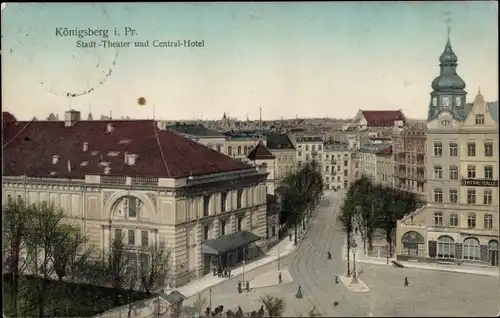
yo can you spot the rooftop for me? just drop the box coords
[265,133,295,150]
[247,142,275,161]
[361,110,406,127]
[166,123,224,138]
[3,119,251,179]
[360,144,392,155]
[296,136,323,143]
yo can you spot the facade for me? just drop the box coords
[266,194,279,247]
[3,110,270,287]
[322,141,351,190]
[349,152,361,184]
[392,121,427,202]
[247,142,276,195]
[265,132,296,181]
[294,136,324,168]
[224,132,262,162]
[359,144,393,186]
[395,36,499,267]
[166,123,227,155]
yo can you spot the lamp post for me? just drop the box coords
[351,241,358,284]
[277,245,281,270]
[386,243,389,265]
[242,247,246,284]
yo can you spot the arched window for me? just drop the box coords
[237,146,242,156]
[244,146,248,155]
[401,231,425,257]
[463,237,480,261]
[228,146,233,156]
[216,144,221,153]
[437,235,455,259]
[261,163,267,168]
[489,240,499,267]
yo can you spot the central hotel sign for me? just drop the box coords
[461,179,499,187]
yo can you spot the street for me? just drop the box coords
[185,190,500,317]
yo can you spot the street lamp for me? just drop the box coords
[351,241,358,284]
[242,247,246,284]
[386,243,389,265]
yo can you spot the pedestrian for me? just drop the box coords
[228,267,232,277]
[404,277,409,287]
[246,280,250,292]
[355,227,358,235]
[238,281,242,293]
[296,285,303,299]
[289,233,292,241]
[335,274,339,284]
[327,251,332,260]
[278,272,282,284]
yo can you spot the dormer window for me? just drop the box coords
[106,123,115,133]
[475,114,484,125]
[440,120,451,128]
[127,154,139,165]
[52,155,59,164]
[104,167,111,175]
[83,142,89,152]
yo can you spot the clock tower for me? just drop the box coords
[427,34,467,121]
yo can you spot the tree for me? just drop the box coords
[140,241,172,295]
[260,295,285,317]
[338,189,355,276]
[3,197,33,317]
[306,306,321,317]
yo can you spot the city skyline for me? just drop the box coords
[2,2,498,121]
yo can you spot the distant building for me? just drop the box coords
[265,133,297,181]
[293,135,324,168]
[322,141,351,190]
[166,123,227,155]
[224,131,262,162]
[359,144,393,186]
[266,194,279,247]
[392,121,427,202]
[395,35,499,268]
[247,141,276,195]
[3,109,270,287]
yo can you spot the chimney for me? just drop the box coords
[52,155,59,164]
[67,160,72,172]
[64,109,81,127]
[124,151,129,164]
[104,167,111,175]
[127,154,138,165]
[83,142,89,152]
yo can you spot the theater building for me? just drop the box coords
[2,110,269,286]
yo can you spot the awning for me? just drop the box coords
[201,230,262,255]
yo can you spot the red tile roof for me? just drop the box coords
[247,141,275,161]
[2,112,17,123]
[3,120,251,179]
[361,110,405,127]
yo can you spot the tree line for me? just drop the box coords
[337,175,421,275]
[277,160,324,245]
[3,198,171,317]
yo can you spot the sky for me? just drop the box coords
[1,2,498,121]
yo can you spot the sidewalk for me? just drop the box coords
[341,235,499,277]
[178,215,318,298]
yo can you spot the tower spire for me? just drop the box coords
[446,17,452,42]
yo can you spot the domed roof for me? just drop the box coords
[474,89,485,103]
[431,74,466,91]
[439,39,458,64]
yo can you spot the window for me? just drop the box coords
[298,151,302,157]
[484,142,493,157]
[450,214,459,227]
[228,146,232,156]
[437,235,455,259]
[434,212,443,226]
[467,142,476,157]
[141,230,149,247]
[484,189,493,205]
[475,114,485,125]
[449,142,458,156]
[325,177,330,182]
[220,220,226,236]
[128,229,135,245]
[203,195,210,216]
[203,225,210,241]
[434,188,443,203]
[463,237,480,260]
[318,145,322,151]
[244,146,248,155]
[484,214,493,229]
[355,162,359,168]
[128,197,137,218]
[467,165,476,178]
[441,120,450,127]
[484,166,493,180]
[306,154,310,161]
[449,189,458,203]
[433,142,442,157]
[337,176,341,182]
[237,189,243,209]
[467,189,476,204]
[433,166,442,179]
[344,180,348,188]
[344,160,348,167]
[344,170,348,177]
[337,165,341,172]
[140,253,150,272]
[237,217,243,232]
[272,226,276,237]
[221,192,227,213]
[312,145,316,151]
[115,229,123,241]
[448,166,458,180]
[305,145,309,151]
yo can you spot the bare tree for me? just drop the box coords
[260,295,285,317]
[140,241,172,295]
[3,198,33,316]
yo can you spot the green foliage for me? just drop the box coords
[343,175,422,252]
[261,295,285,317]
[278,160,324,243]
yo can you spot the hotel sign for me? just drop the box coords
[461,179,499,187]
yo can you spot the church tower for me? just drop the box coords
[427,33,467,121]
